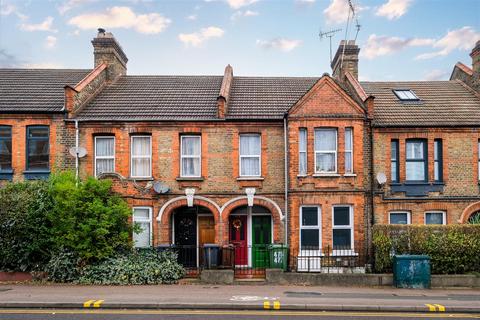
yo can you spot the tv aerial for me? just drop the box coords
[319,28,342,64]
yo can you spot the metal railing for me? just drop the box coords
[291,242,367,273]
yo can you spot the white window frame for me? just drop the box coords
[388,211,411,225]
[298,128,307,176]
[94,136,115,177]
[180,135,201,178]
[424,211,446,225]
[345,127,353,174]
[132,207,152,248]
[314,128,337,174]
[130,135,152,178]
[299,206,322,251]
[332,205,355,255]
[297,206,322,272]
[239,134,261,177]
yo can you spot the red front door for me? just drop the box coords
[229,215,247,265]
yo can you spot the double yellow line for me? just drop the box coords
[263,300,280,310]
[426,304,446,312]
[83,300,104,308]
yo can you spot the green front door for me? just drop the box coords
[252,216,271,268]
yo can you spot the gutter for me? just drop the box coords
[283,113,289,246]
[75,119,80,180]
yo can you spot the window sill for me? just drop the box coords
[176,177,204,181]
[343,173,357,177]
[297,174,308,178]
[237,176,264,181]
[0,170,14,181]
[312,173,341,177]
[129,177,154,181]
[23,170,50,180]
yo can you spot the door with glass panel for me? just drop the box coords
[133,208,152,248]
[298,206,322,272]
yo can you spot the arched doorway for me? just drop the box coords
[229,205,272,268]
[173,205,215,268]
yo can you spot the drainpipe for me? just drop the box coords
[283,114,289,246]
[75,119,79,180]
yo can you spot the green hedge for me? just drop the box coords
[373,225,480,274]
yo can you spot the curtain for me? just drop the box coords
[95,137,114,174]
[133,221,150,247]
[406,162,425,180]
[241,157,260,176]
[314,129,336,151]
[181,136,201,176]
[240,135,260,155]
[132,137,151,177]
[299,129,307,175]
[316,153,335,172]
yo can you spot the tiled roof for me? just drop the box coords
[76,75,320,120]
[0,68,91,113]
[360,80,480,127]
[76,75,223,120]
[227,76,319,119]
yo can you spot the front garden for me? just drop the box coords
[0,172,184,284]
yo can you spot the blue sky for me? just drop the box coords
[0,0,479,80]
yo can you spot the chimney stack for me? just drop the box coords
[470,40,480,92]
[92,28,128,81]
[331,40,360,80]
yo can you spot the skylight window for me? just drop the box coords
[393,89,419,101]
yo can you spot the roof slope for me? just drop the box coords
[76,75,223,120]
[227,76,319,119]
[361,80,480,127]
[0,68,91,113]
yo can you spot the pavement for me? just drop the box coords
[0,283,479,314]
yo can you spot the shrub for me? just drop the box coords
[44,248,81,283]
[77,249,185,285]
[0,180,53,271]
[373,225,480,274]
[47,172,133,264]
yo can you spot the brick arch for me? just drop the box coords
[459,201,480,223]
[157,197,221,244]
[221,197,283,243]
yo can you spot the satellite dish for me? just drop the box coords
[376,172,387,185]
[69,147,87,158]
[153,181,170,194]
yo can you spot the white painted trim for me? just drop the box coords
[239,133,262,177]
[424,211,447,225]
[94,136,115,177]
[332,205,354,251]
[219,195,284,221]
[156,195,221,221]
[299,205,322,251]
[314,128,338,174]
[130,135,152,179]
[388,211,411,225]
[180,135,202,178]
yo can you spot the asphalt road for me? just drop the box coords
[0,309,478,320]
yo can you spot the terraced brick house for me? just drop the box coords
[1,31,479,275]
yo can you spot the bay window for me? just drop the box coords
[406,139,427,181]
[26,126,49,171]
[94,136,115,177]
[131,136,151,178]
[181,135,201,177]
[299,128,307,175]
[314,128,337,173]
[332,206,353,250]
[0,126,12,172]
[239,134,261,177]
[133,207,152,247]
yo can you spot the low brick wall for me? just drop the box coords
[0,272,32,282]
[265,269,480,288]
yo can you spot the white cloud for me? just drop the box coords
[323,0,364,25]
[205,0,258,9]
[45,35,57,49]
[68,6,171,34]
[423,69,449,81]
[256,38,302,52]
[361,34,434,59]
[1,2,28,20]
[376,0,412,20]
[295,0,315,4]
[231,9,258,20]
[415,26,480,60]
[178,26,225,47]
[58,0,96,15]
[20,16,57,32]
[186,14,197,20]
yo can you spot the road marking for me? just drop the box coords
[426,304,436,312]
[0,309,478,318]
[263,301,270,309]
[93,300,104,308]
[83,300,95,308]
[434,304,446,312]
[273,301,280,310]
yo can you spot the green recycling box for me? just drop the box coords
[393,255,431,289]
[268,244,288,271]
